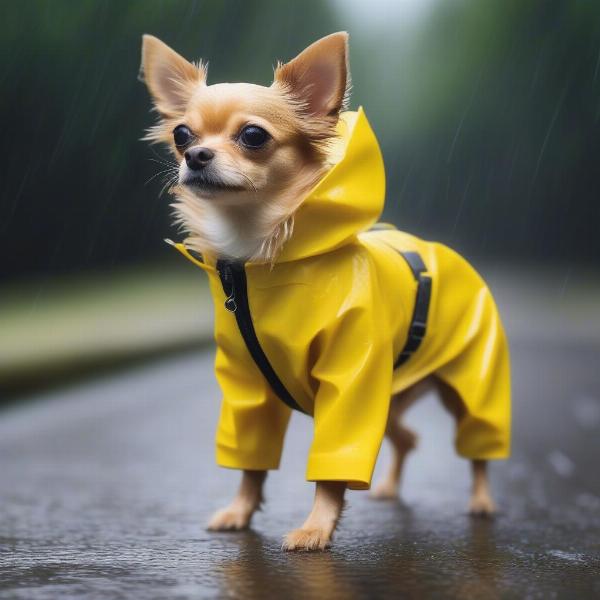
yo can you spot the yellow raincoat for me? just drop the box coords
[173,108,511,490]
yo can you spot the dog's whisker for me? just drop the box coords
[148,157,178,169]
[158,174,179,197]
[147,145,178,166]
[234,171,257,192]
[145,167,179,186]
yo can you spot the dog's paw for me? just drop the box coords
[369,480,399,500]
[469,493,496,517]
[282,528,331,552]
[207,507,251,531]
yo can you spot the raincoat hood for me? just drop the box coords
[275,107,385,263]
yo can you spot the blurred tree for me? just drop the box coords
[1,0,599,282]
[0,0,337,280]
[353,0,600,262]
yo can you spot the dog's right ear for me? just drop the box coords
[140,35,206,117]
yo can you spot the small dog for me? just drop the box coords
[140,32,511,552]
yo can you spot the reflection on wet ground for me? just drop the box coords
[1,340,599,598]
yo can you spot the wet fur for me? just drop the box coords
[141,33,349,263]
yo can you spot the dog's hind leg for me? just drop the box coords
[207,469,267,531]
[435,377,496,517]
[469,459,496,516]
[370,380,431,500]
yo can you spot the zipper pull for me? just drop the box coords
[225,294,237,312]
[220,264,237,312]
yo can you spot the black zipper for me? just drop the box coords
[216,259,306,414]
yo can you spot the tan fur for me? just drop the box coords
[206,470,266,531]
[282,481,346,551]
[141,33,349,263]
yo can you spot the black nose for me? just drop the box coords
[184,147,215,171]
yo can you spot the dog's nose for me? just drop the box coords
[184,147,215,171]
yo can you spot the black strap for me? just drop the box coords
[216,259,306,414]
[394,251,432,368]
[216,247,430,413]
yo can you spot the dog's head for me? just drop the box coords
[140,33,350,261]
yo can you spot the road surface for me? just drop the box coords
[1,278,600,598]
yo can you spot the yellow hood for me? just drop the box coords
[275,107,385,262]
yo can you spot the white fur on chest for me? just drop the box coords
[179,199,260,261]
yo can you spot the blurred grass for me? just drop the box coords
[0,263,213,401]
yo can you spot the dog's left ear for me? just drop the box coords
[273,32,350,119]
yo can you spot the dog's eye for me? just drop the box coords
[173,125,194,149]
[239,125,269,149]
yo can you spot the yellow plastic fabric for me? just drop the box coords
[173,108,511,490]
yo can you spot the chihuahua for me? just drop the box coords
[140,32,507,552]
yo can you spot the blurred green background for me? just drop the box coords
[1,0,599,399]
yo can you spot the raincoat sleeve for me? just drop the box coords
[306,280,394,491]
[213,346,292,471]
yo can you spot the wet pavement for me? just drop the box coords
[1,309,600,597]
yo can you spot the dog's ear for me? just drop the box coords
[273,32,350,119]
[140,35,207,117]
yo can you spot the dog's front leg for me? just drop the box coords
[282,481,346,551]
[207,469,266,531]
